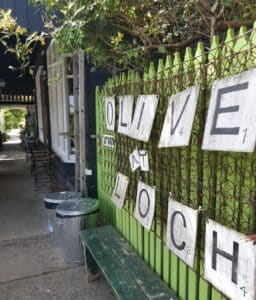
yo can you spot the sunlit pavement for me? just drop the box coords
[0,129,24,161]
[4,128,21,144]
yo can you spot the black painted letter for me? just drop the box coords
[120,100,127,127]
[131,154,140,169]
[106,101,114,127]
[170,211,187,250]
[139,150,147,168]
[137,102,145,130]
[138,188,150,218]
[210,82,248,135]
[114,176,121,199]
[212,230,239,284]
[171,94,190,135]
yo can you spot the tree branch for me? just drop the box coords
[117,13,154,47]
[145,33,204,51]
[217,20,254,31]
[109,21,150,46]
[198,0,215,16]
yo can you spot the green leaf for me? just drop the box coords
[158,46,167,54]
[222,0,233,7]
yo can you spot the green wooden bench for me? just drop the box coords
[80,225,179,300]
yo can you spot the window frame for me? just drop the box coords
[46,42,75,163]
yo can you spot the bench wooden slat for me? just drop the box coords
[84,235,148,299]
[81,225,178,300]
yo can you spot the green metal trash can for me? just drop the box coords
[56,198,99,265]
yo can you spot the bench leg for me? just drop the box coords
[84,247,101,281]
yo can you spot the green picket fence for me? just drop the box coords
[95,23,256,300]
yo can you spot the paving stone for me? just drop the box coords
[0,266,115,300]
[0,234,67,283]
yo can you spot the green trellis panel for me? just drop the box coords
[95,23,256,300]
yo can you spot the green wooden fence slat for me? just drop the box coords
[188,270,198,300]
[221,28,235,77]
[194,41,210,300]
[199,278,210,300]
[161,54,173,288]
[169,51,182,294]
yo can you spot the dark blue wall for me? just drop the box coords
[0,1,46,96]
[0,0,45,32]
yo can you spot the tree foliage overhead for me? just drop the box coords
[31,0,256,72]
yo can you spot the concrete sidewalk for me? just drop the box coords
[0,142,114,300]
[0,235,114,300]
[0,141,47,242]
[0,266,113,300]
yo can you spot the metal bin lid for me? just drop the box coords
[44,191,78,204]
[56,198,99,217]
